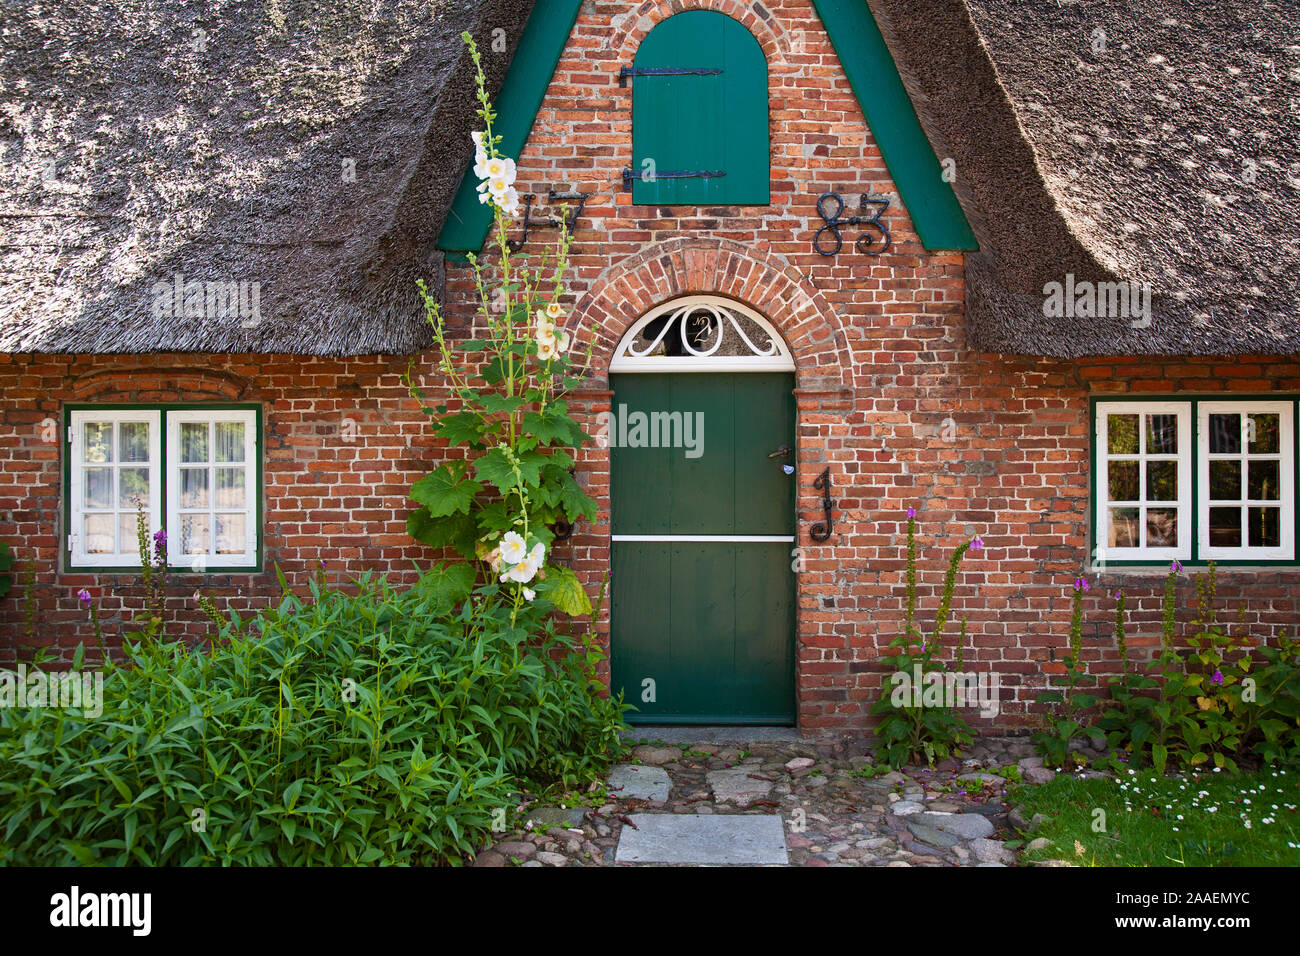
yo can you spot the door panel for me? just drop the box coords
[610,373,795,535]
[611,371,796,724]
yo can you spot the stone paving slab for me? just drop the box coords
[607,763,672,801]
[615,813,789,865]
[706,767,773,805]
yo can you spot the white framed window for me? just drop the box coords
[166,409,258,570]
[1198,401,1295,560]
[66,406,260,571]
[1095,402,1192,563]
[68,409,162,568]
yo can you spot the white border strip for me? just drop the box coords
[612,534,795,542]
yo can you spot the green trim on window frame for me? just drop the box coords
[63,403,265,574]
[435,0,584,255]
[810,0,977,251]
[1088,394,1300,569]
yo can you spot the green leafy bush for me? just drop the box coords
[1089,563,1300,773]
[0,571,626,865]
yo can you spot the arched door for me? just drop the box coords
[609,297,796,724]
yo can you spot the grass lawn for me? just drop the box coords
[1013,766,1300,866]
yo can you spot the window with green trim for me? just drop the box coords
[630,11,769,205]
[1093,398,1297,566]
[67,406,261,571]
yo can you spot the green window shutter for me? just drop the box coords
[631,11,769,205]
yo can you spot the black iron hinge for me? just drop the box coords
[619,66,723,87]
[622,167,727,190]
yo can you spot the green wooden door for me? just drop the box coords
[610,372,796,724]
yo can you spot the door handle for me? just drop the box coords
[768,444,791,460]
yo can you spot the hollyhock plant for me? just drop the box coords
[405,31,597,628]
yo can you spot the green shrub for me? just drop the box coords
[0,571,627,866]
[1093,563,1300,773]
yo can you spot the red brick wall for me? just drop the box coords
[0,355,437,665]
[3,0,1299,736]
[440,0,1300,733]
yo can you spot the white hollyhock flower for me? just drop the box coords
[528,542,545,565]
[487,176,511,201]
[502,553,540,584]
[535,309,556,338]
[554,328,570,353]
[498,186,522,218]
[537,337,557,361]
[545,302,564,320]
[523,587,536,601]
[480,156,516,185]
[499,531,526,565]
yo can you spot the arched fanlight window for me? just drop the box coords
[611,296,794,372]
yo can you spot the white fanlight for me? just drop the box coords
[610,295,795,372]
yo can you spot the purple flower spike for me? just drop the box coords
[972,536,984,550]
[906,507,916,519]
[76,588,92,607]
[1074,576,1090,592]
[319,559,327,570]
[1211,669,1224,685]
[1170,559,1183,572]
[153,528,167,555]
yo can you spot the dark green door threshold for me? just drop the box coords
[620,725,804,744]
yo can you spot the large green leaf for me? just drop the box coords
[421,563,476,609]
[473,448,518,494]
[536,566,592,617]
[410,465,482,517]
[407,508,477,558]
[434,412,488,448]
[523,404,588,447]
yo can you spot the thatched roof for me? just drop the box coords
[873,0,1300,356]
[0,0,533,355]
[4,0,1295,359]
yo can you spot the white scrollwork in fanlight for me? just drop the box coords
[610,296,795,372]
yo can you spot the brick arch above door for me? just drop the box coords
[572,237,854,397]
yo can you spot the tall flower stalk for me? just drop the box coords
[403,32,598,624]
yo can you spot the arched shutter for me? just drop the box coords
[628,11,769,205]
